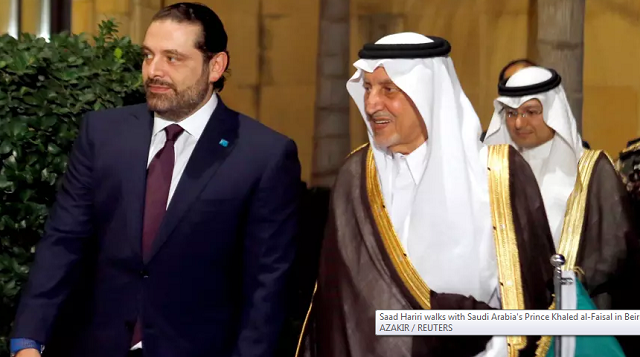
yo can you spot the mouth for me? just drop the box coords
[371,118,392,130]
[147,85,173,94]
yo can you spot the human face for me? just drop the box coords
[504,99,555,148]
[142,20,226,121]
[363,67,427,154]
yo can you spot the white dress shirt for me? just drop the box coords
[132,94,217,350]
[389,142,427,248]
[147,94,218,207]
[388,143,505,357]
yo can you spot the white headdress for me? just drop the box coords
[347,33,497,304]
[484,66,584,245]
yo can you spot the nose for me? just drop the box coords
[365,89,383,116]
[514,116,525,130]
[145,57,165,79]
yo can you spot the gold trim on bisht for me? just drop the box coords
[535,301,556,357]
[346,142,370,159]
[366,147,431,309]
[487,144,526,357]
[535,150,601,357]
[557,150,601,271]
[616,141,639,171]
[621,141,640,155]
[294,283,317,357]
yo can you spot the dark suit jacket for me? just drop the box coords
[11,97,302,357]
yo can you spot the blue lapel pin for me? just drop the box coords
[219,139,229,147]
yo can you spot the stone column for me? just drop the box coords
[310,0,351,187]
[537,0,586,133]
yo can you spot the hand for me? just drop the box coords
[15,349,41,357]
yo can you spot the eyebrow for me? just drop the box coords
[520,104,542,110]
[364,79,396,86]
[141,46,189,58]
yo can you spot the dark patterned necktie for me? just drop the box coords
[132,123,184,346]
[141,124,184,260]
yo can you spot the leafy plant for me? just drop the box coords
[0,20,144,356]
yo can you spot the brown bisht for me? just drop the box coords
[558,150,640,356]
[297,144,555,357]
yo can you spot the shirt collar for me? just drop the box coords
[519,135,554,162]
[152,93,218,139]
[392,141,428,184]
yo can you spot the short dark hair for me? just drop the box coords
[498,58,537,83]
[152,2,230,92]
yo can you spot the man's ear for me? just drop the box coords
[208,52,228,83]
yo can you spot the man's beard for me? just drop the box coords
[145,69,210,121]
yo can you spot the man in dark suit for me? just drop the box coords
[10,3,301,357]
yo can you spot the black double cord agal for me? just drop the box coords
[358,36,452,59]
[498,68,562,97]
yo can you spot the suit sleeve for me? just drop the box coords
[11,113,95,343]
[232,139,302,357]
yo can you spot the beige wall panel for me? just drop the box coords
[583,86,637,156]
[261,15,318,86]
[21,0,42,35]
[94,0,129,14]
[130,4,160,44]
[142,0,163,8]
[354,0,405,15]
[259,85,316,183]
[0,1,11,35]
[72,0,95,35]
[219,86,258,118]
[130,0,165,44]
[583,0,640,153]
[193,0,259,19]
[220,10,259,87]
[584,1,640,87]
[263,0,316,15]
[258,0,319,183]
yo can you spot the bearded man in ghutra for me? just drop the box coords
[298,33,559,357]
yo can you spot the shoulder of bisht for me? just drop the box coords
[580,149,612,166]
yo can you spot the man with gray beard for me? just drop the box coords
[9,3,302,357]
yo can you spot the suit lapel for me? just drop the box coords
[145,98,240,263]
[123,104,154,259]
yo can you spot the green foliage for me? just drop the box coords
[0,20,144,355]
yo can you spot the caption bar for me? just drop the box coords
[376,310,640,336]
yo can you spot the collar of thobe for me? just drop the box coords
[152,93,218,139]
[519,136,554,181]
[390,141,427,185]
